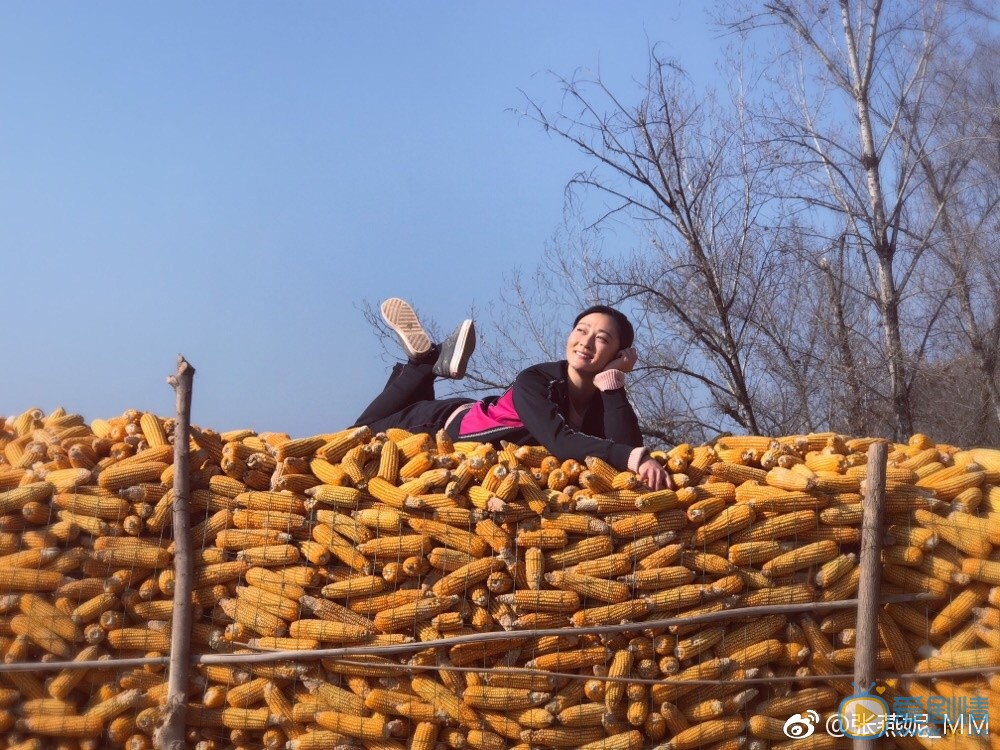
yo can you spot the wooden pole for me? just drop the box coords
[854,440,888,750]
[154,356,195,750]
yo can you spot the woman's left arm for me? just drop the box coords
[593,372,643,445]
[592,347,642,445]
[593,349,671,491]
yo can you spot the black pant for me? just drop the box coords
[352,361,474,436]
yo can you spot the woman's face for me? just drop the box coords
[566,312,621,375]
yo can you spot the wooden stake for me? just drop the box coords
[854,440,888,750]
[154,356,195,750]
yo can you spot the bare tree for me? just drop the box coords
[728,0,985,438]
[513,49,788,442]
[902,30,1000,435]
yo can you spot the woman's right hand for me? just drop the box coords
[603,347,638,373]
[637,456,672,491]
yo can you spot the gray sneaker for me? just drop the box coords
[434,319,476,379]
[381,298,432,361]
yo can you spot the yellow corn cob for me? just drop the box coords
[633,488,680,513]
[42,645,101,701]
[312,426,371,465]
[944,509,1000,544]
[497,589,580,614]
[231,508,308,532]
[431,557,505,597]
[761,540,839,577]
[724,540,780,567]
[357,534,432,559]
[614,510,688,539]
[222,676,268,708]
[544,569,630,603]
[259,682,296,736]
[397,451,433,481]
[520,727,606,747]
[0,567,64,592]
[305,484,364,508]
[655,717,746,749]
[234,490,306,515]
[711,615,787,659]
[236,543,301,567]
[679,550,734,576]
[41,467,95,493]
[90,544,172,569]
[538,512,607,538]
[975,606,1000,630]
[730,509,818,543]
[270,435,325,462]
[813,552,857,587]
[17,593,81,643]
[709,462,767,485]
[286,618,372,642]
[545,536,614,568]
[235,585,302,622]
[651,658,732,705]
[21,714,104,737]
[320,575,385,599]
[450,639,530,670]
[633,541,683,570]
[515,528,568,549]
[106,626,172,651]
[915,646,1000,672]
[214,528,291,551]
[690,503,755,546]
[618,566,696,591]
[313,510,373,544]
[576,730,644,750]
[241,567,306,602]
[312,525,372,572]
[0,482,54,515]
[686,495,726,523]
[409,674,482,730]
[84,687,146,722]
[735,583,815,609]
[912,509,992,557]
[882,564,949,597]
[372,595,458,632]
[754,687,840,720]
[97,461,170,490]
[735,483,825,512]
[523,645,610,672]
[185,706,271,730]
[407,517,489,557]
[348,508,401,536]
[462,686,549,712]
[138,413,168,448]
[346,589,426,619]
[574,492,643,513]
[960,558,1000,585]
[872,612,916,675]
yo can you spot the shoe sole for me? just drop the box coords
[381,298,431,359]
[444,319,476,379]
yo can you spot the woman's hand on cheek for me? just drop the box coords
[604,347,638,373]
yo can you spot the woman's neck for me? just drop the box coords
[567,366,597,405]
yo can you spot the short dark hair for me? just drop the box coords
[573,305,635,349]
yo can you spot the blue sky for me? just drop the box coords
[1,2,730,436]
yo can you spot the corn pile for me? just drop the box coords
[0,406,998,750]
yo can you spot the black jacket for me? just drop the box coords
[455,360,643,470]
